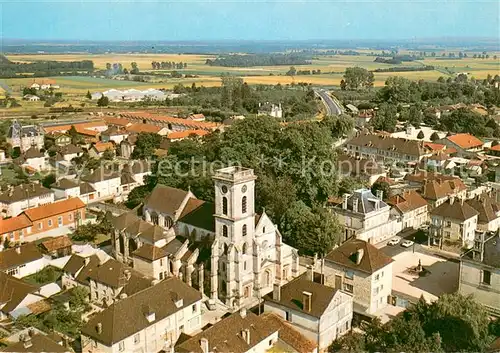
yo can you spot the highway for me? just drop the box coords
[314,88,342,116]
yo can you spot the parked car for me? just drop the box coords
[401,240,414,248]
[387,237,401,246]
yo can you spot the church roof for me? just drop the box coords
[178,201,215,232]
[132,244,168,261]
[145,184,190,216]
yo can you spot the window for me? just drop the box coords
[222,197,228,215]
[134,334,140,344]
[345,270,354,280]
[242,224,247,237]
[344,283,353,293]
[263,226,266,233]
[192,304,197,313]
[269,339,273,346]
[222,225,228,238]
[446,221,452,227]
[375,274,380,281]
[159,272,164,280]
[38,222,42,230]
[242,196,247,213]
[482,270,491,285]
[285,311,291,322]
[160,259,164,266]
[48,219,52,227]
[244,261,247,271]
[118,341,125,352]
[58,216,63,226]
[242,243,247,255]
[445,231,451,239]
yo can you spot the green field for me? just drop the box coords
[2,52,499,98]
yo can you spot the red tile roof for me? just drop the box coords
[23,198,85,222]
[40,235,73,252]
[167,129,209,140]
[446,133,483,149]
[43,120,106,133]
[424,142,446,151]
[104,117,131,127]
[0,214,33,235]
[120,111,219,130]
[93,142,114,152]
[126,123,162,134]
[387,190,428,214]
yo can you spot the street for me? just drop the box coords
[314,88,342,116]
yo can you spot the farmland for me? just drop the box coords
[2,52,499,98]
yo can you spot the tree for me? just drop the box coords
[430,132,440,141]
[85,90,91,99]
[343,67,374,90]
[370,103,397,132]
[131,132,162,159]
[371,180,390,200]
[97,94,109,107]
[330,293,492,353]
[130,62,139,74]
[286,66,297,76]
[417,130,425,139]
[102,148,115,160]
[41,173,56,188]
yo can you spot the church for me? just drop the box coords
[111,166,299,309]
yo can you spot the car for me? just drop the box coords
[387,237,401,246]
[401,240,414,248]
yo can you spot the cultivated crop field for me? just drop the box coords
[4,51,499,93]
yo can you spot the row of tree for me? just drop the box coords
[0,54,94,78]
[150,61,187,70]
[206,54,311,67]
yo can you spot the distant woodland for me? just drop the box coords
[0,54,94,78]
[205,54,311,67]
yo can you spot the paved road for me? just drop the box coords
[314,88,342,116]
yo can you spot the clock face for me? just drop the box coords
[221,185,228,194]
[241,185,247,193]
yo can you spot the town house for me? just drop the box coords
[345,133,429,164]
[459,231,500,316]
[387,190,429,230]
[80,277,203,353]
[334,188,401,244]
[0,183,55,218]
[323,239,393,316]
[264,270,353,350]
[466,194,500,232]
[81,167,121,202]
[436,133,483,157]
[0,243,46,278]
[429,198,479,248]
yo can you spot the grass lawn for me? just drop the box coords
[24,266,63,286]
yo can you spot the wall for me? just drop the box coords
[2,192,54,218]
[2,257,48,278]
[133,256,169,280]
[459,261,500,314]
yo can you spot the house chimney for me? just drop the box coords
[241,329,251,345]
[460,197,464,206]
[15,246,21,254]
[84,257,90,266]
[302,291,312,312]
[20,334,33,349]
[450,197,455,205]
[96,322,102,334]
[119,293,128,300]
[353,198,359,213]
[342,193,349,210]
[200,338,209,353]
[28,328,35,337]
[240,307,247,319]
[306,265,314,282]
[355,248,364,265]
[273,283,281,301]
[124,269,131,281]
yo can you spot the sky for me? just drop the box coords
[0,0,499,41]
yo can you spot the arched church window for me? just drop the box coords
[223,197,228,215]
[223,243,229,256]
[242,196,247,214]
[164,216,173,228]
[242,224,247,237]
[222,225,228,237]
[151,212,159,225]
[242,242,247,254]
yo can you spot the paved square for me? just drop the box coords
[392,250,459,302]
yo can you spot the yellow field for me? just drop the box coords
[7,53,215,70]
[3,52,499,95]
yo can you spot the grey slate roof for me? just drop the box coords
[338,188,388,214]
[81,277,202,346]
